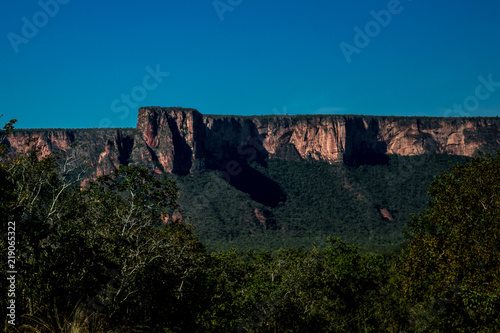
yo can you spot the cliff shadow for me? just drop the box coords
[203,118,286,207]
[224,162,287,208]
[167,118,192,176]
[116,132,135,166]
[343,118,389,166]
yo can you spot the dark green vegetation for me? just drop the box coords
[176,154,470,253]
[396,150,500,331]
[1,117,499,332]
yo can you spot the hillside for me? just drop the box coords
[174,154,471,252]
[5,107,499,251]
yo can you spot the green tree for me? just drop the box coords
[395,151,500,331]
[81,165,209,330]
[203,238,406,332]
[0,118,210,331]
[0,116,16,158]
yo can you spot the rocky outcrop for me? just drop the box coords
[134,107,206,175]
[5,107,500,178]
[379,208,394,221]
[202,114,500,166]
[5,128,136,182]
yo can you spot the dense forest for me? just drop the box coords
[175,154,470,253]
[1,117,499,332]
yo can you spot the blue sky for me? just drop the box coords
[1,0,500,128]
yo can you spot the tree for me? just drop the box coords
[0,118,210,331]
[203,238,406,332]
[0,115,16,158]
[395,151,500,331]
[80,165,209,330]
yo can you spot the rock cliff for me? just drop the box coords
[5,107,500,177]
[5,128,135,179]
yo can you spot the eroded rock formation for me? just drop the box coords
[5,107,500,178]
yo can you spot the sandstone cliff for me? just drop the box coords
[5,128,135,182]
[5,107,500,177]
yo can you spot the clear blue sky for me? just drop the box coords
[1,0,500,128]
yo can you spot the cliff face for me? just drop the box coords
[202,112,500,167]
[5,128,136,182]
[202,111,499,167]
[5,107,500,177]
[134,107,206,175]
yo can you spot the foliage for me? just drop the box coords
[202,238,407,332]
[395,151,500,331]
[176,155,470,252]
[0,116,17,157]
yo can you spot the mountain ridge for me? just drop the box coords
[5,106,500,180]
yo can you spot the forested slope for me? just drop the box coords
[175,154,471,252]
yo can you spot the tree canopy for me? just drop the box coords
[396,151,500,331]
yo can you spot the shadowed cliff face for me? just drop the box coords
[5,128,136,182]
[137,109,284,205]
[135,106,205,175]
[343,118,389,166]
[5,107,500,185]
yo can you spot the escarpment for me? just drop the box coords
[5,107,500,179]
